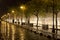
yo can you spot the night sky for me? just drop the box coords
[0,0,31,17]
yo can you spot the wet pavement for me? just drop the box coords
[0,21,56,40]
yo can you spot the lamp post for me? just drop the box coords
[20,5,26,25]
[7,13,10,22]
[12,10,15,23]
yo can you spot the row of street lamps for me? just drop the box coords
[1,5,26,23]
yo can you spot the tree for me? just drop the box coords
[26,0,44,31]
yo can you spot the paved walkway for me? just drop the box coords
[0,21,54,40]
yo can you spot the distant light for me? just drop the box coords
[12,10,14,13]
[22,20,25,22]
[7,13,10,15]
[20,6,24,9]
[4,15,6,17]
[20,5,26,10]
[14,19,17,22]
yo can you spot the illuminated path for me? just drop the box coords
[4,17,60,36]
[0,20,60,40]
[0,20,54,40]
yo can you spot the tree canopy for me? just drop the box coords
[7,0,60,17]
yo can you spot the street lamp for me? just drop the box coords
[20,5,26,25]
[20,5,26,10]
[11,10,15,23]
[7,13,11,22]
[12,10,15,13]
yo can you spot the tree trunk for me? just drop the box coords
[37,13,38,31]
[28,16,30,24]
[52,0,55,39]
[52,12,55,33]
[21,17,22,25]
[56,12,58,39]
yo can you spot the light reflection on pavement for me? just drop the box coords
[0,21,54,40]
